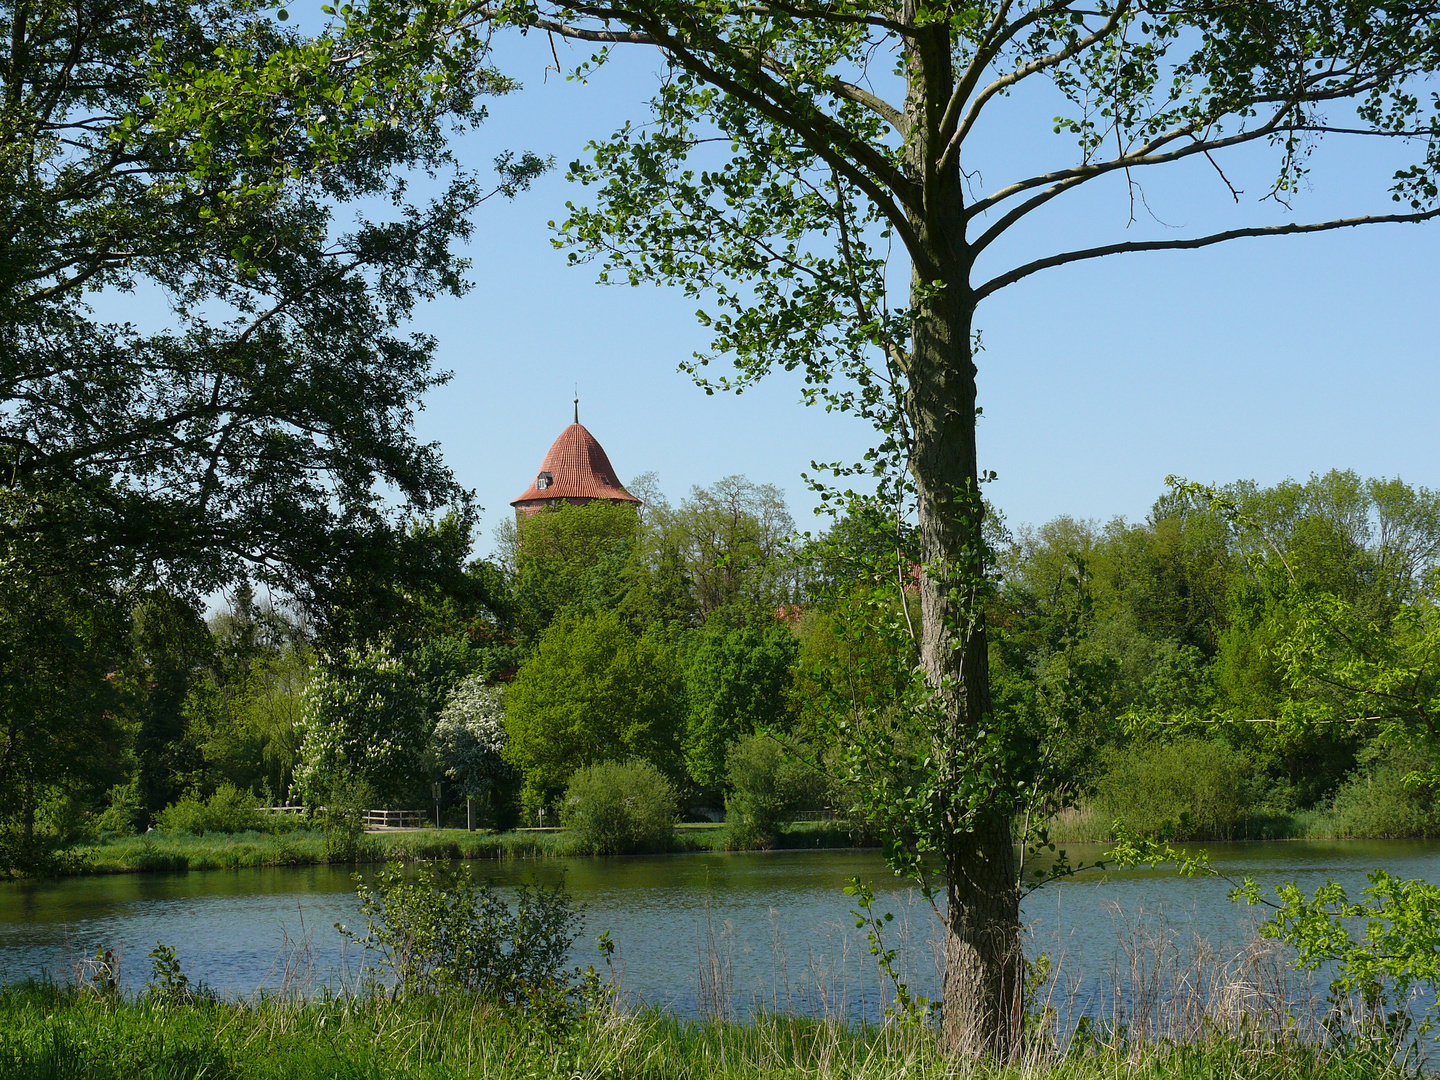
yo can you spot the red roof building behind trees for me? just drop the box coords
[510,410,641,519]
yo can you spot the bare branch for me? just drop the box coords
[965,110,1297,249]
[942,0,1129,174]
[964,44,1430,228]
[975,207,1440,300]
[939,0,1076,164]
[826,75,905,130]
[726,0,912,34]
[753,50,904,129]
[936,0,1022,151]
[474,8,657,43]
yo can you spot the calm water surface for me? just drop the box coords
[2,841,1437,1023]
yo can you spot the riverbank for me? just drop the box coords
[1039,805,1432,844]
[58,820,866,876]
[32,810,1439,879]
[0,983,1415,1080]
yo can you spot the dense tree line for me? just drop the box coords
[991,472,1440,815]
[10,465,1437,870]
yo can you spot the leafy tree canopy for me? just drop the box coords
[0,535,128,866]
[504,610,683,794]
[682,622,799,790]
[501,500,641,640]
[0,0,545,603]
[294,644,434,805]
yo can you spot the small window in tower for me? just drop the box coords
[536,471,553,490]
[601,476,610,486]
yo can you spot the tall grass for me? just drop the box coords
[66,821,869,876]
[0,982,1418,1080]
[84,830,331,872]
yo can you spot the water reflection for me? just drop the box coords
[1,841,1437,1028]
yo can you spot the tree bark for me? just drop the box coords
[906,293,1022,1058]
[901,9,1022,1059]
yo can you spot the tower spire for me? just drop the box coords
[573,386,579,425]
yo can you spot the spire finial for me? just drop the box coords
[573,385,579,425]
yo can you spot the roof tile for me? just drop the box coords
[510,423,641,508]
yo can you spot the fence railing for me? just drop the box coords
[364,809,424,830]
[256,805,309,816]
[790,809,836,822]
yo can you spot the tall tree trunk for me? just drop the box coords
[907,288,1022,1058]
[902,11,1022,1056]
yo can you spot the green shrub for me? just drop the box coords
[343,860,582,1006]
[322,777,377,863]
[1093,738,1256,840]
[91,784,141,840]
[35,789,92,846]
[561,760,676,855]
[1326,741,1440,838]
[724,733,827,845]
[154,785,260,835]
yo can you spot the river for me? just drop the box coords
[2,841,1437,1028]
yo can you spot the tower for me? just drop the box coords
[510,402,641,520]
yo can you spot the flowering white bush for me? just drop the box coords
[433,677,511,797]
[294,644,431,805]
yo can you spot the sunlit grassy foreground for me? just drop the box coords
[0,983,1420,1080]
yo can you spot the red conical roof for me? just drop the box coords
[510,423,640,508]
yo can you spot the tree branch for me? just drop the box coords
[526,1,928,262]
[964,107,1302,242]
[942,0,1129,174]
[825,74,905,130]
[481,9,657,43]
[938,0,1078,165]
[975,207,1440,300]
[750,49,904,129]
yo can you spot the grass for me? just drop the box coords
[84,830,331,873]
[0,981,1418,1080]
[63,820,871,876]
[1039,804,1436,845]
[58,802,1436,879]
[55,799,1440,879]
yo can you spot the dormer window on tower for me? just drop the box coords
[536,471,553,490]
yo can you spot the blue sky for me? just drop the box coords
[408,31,1440,556]
[98,23,1440,560]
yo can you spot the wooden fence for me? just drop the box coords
[258,806,429,830]
[363,809,424,830]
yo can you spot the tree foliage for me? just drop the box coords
[0,535,127,866]
[682,622,799,790]
[434,677,512,797]
[670,476,797,620]
[504,611,684,795]
[0,0,544,602]
[295,644,433,805]
[507,501,641,640]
